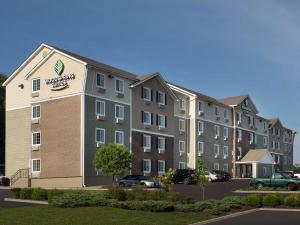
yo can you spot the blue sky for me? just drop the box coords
[1,0,299,163]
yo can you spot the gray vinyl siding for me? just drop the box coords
[84,95,130,185]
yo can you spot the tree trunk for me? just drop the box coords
[112,174,115,186]
[202,186,205,200]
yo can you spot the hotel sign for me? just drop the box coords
[45,60,76,91]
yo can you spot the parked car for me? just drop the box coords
[172,169,196,184]
[0,176,10,186]
[281,171,296,178]
[250,172,300,191]
[118,175,160,188]
[212,170,231,181]
[206,171,222,182]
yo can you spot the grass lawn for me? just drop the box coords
[0,206,214,225]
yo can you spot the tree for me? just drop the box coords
[0,73,6,175]
[194,159,209,200]
[157,168,176,192]
[94,144,132,184]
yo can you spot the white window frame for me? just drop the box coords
[143,159,151,173]
[272,141,275,149]
[143,111,152,125]
[158,137,165,151]
[115,104,124,120]
[115,79,124,94]
[223,164,229,172]
[32,132,41,146]
[95,128,105,144]
[179,162,185,169]
[237,129,242,141]
[157,160,165,175]
[115,131,124,145]
[96,72,105,89]
[179,140,185,153]
[143,87,151,101]
[214,125,220,138]
[198,121,204,133]
[223,146,229,158]
[214,144,220,157]
[224,127,229,139]
[179,99,186,110]
[198,141,204,156]
[32,78,40,93]
[249,133,254,144]
[198,101,203,112]
[224,109,228,119]
[157,91,166,105]
[95,100,105,117]
[237,147,242,160]
[32,159,41,173]
[179,119,185,132]
[237,112,242,124]
[157,114,166,128]
[214,163,220,170]
[143,135,151,149]
[32,104,41,119]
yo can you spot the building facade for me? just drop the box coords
[3,44,296,187]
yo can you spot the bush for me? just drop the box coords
[284,195,300,207]
[126,200,175,212]
[126,188,164,201]
[221,196,244,209]
[244,194,261,208]
[106,187,127,201]
[47,189,65,203]
[11,188,21,199]
[262,194,281,207]
[19,188,33,199]
[31,188,48,201]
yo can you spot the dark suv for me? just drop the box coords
[172,169,196,184]
[212,170,231,181]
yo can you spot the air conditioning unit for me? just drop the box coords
[198,131,203,136]
[238,138,242,143]
[198,152,203,157]
[144,99,150,105]
[179,151,184,156]
[144,147,151,152]
[215,135,219,140]
[158,103,165,109]
[96,114,105,120]
[144,123,151,129]
[214,154,219,158]
[32,145,40,151]
[158,148,165,154]
[237,156,241,160]
[216,116,220,121]
[180,109,186,114]
[158,125,165,130]
[225,119,229,123]
[116,92,124,98]
[179,130,185,134]
[249,140,253,145]
[237,121,241,125]
[96,142,101,148]
[115,117,123,124]
[223,155,228,159]
[31,118,40,124]
[198,111,204,116]
[224,137,228,141]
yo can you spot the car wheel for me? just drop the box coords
[287,183,295,191]
[183,178,190,185]
[256,182,264,190]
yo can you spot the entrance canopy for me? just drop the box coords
[236,149,276,165]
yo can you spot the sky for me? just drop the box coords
[1,0,300,163]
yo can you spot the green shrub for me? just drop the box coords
[106,187,127,201]
[31,188,48,201]
[11,188,21,199]
[244,194,261,208]
[19,188,33,199]
[221,196,244,209]
[47,189,65,203]
[262,194,281,207]
[126,200,175,212]
[284,195,300,207]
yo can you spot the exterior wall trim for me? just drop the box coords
[131,128,175,138]
[85,93,131,106]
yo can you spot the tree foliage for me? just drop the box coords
[157,168,176,192]
[194,159,209,200]
[94,144,132,183]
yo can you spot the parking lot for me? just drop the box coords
[173,179,250,200]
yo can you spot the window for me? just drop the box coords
[179,119,185,132]
[143,135,151,149]
[223,164,229,172]
[272,127,276,135]
[197,141,204,156]
[237,147,242,160]
[214,144,220,157]
[263,122,267,130]
[115,131,124,145]
[236,112,242,124]
[32,159,41,172]
[115,104,124,120]
[142,111,152,125]
[263,167,267,177]
[278,129,281,136]
[32,105,41,119]
[272,141,275,149]
[224,109,228,119]
[115,79,124,93]
[142,87,151,101]
[158,137,165,151]
[223,146,229,158]
[143,159,151,173]
[198,121,204,133]
[214,163,219,170]
[95,128,105,144]
[32,132,41,146]
[198,101,203,112]
[277,142,280,150]
[32,79,40,92]
[157,114,166,128]
[179,99,185,110]
[157,160,165,175]
[248,116,254,126]
[179,141,185,152]
[224,127,229,139]
[96,73,105,88]
[215,106,219,116]
[237,129,242,141]
[214,125,220,138]
[157,91,166,105]
[179,162,185,169]
[96,100,105,116]
[249,133,254,144]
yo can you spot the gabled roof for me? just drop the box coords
[269,118,283,129]
[239,149,275,164]
[219,94,259,113]
[130,72,178,101]
[167,82,231,109]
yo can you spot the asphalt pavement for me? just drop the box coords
[0,188,34,208]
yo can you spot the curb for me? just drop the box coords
[233,190,300,194]
[261,208,300,212]
[189,208,259,225]
[4,198,48,205]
